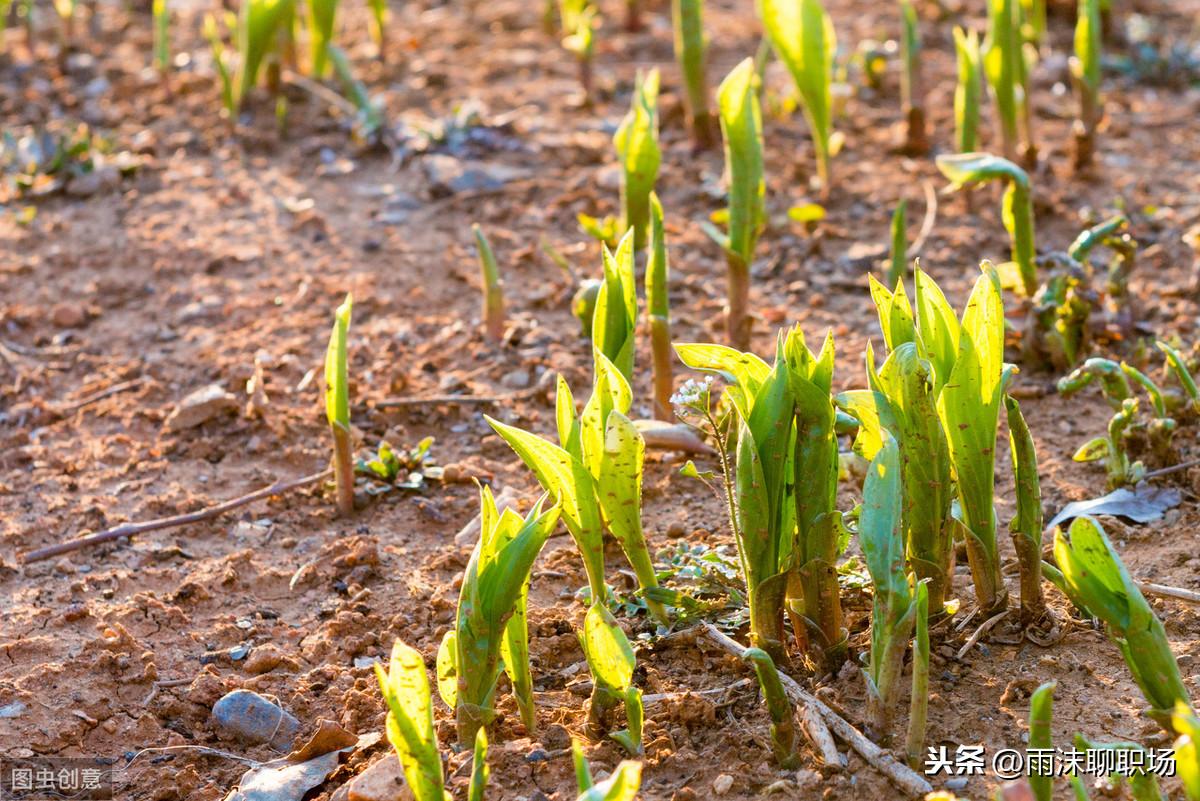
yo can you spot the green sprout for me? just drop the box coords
[468,729,488,801]
[860,436,919,742]
[1060,357,1177,472]
[436,488,559,745]
[1158,341,1200,413]
[952,27,982,154]
[1028,681,1056,801]
[1072,398,1146,489]
[613,69,661,251]
[368,0,387,60]
[325,293,354,517]
[487,351,667,625]
[704,58,765,351]
[785,326,846,671]
[153,0,170,73]
[1057,357,1133,408]
[1070,0,1102,170]
[307,0,337,76]
[329,45,385,145]
[593,231,639,384]
[1174,703,1200,801]
[743,647,800,768]
[646,194,674,421]
[559,0,598,101]
[936,153,1037,297]
[984,0,1020,160]
[1006,395,1048,627]
[904,580,929,769]
[675,340,790,660]
[760,0,837,199]
[572,740,643,801]
[472,224,506,341]
[671,0,717,147]
[1052,515,1192,730]
[899,0,927,155]
[886,199,908,288]
[573,279,602,339]
[206,0,296,116]
[580,604,644,754]
[1069,215,1136,308]
[374,640,450,801]
[844,274,956,618]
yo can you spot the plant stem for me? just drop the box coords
[725,253,752,351]
[650,316,674,420]
[331,423,355,516]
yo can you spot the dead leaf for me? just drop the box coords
[1046,485,1182,530]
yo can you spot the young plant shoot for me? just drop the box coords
[785,326,846,670]
[593,230,639,384]
[581,603,644,754]
[1028,681,1056,801]
[845,275,954,617]
[437,488,560,745]
[1070,0,1102,169]
[374,640,450,801]
[325,293,354,517]
[208,0,296,115]
[471,224,506,341]
[646,195,674,421]
[487,350,667,624]
[559,0,597,101]
[675,337,795,663]
[613,69,661,251]
[1174,703,1200,801]
[936,153,1037,297]
[886,199,908,288]
[905,580,930,769]
[984,0,1019,161]
[952,27,983,154]
[860,436,919,741]
[671,0,717,147]
[861,267,1010,615]
[573,740,644,801]
[153,0,170,73]
[760,0,837,199]
[743,647,801,768]
[1053,515,1192,730]
[307,0,337,76]
[468,729,488,801]
[1072,398,1146,489]
[899,0,927,155]
[706,58,765,351]
[368,0,387,59]
[1158,341,1200,413]
[1005,395,1049,627]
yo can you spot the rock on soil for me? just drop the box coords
[342,756,412,801]
[165,384,240,431]
[211,689,301,750]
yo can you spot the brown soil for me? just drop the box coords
[2,0,1199,799]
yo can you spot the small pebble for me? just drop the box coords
[666,521,687,539]
[712,774,734,795]
[211,689,300,749]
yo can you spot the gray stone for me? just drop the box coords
[211,689,301,750]
[422,154,530,195]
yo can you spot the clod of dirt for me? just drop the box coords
[243,644,294,676]
[50,303,89,328]
[211,689,301,750]
[165,384,241,431]
[341,755,411,801]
